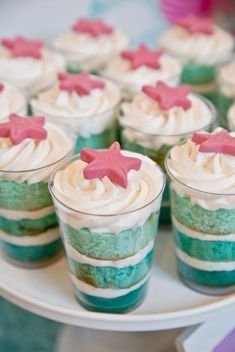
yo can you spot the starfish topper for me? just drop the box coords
[0,114,47,145]
[175,15,214,35]
[58,72,105,95]
[142,81,192,111]
[121,44,164,70]
[1,36,43,59]
[72,18,113,37]
[0,83,4,93]
[80,142,142,188]
[192,129,235,156]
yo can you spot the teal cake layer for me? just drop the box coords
[74,281,147,313]
[172,190,235,235]
[177,258,235,287]
[67,249,153,289]
[0,213,57,237]
[181,62,216,84]
[1,238,61,262]
[0,180,52,210]
[61,212,158,260]
[75,126,117,154]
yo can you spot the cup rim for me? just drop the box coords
[48,153,166,217]
[119,93,217,138]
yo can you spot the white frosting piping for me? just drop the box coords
[0,205,54,221]
[0,227,60,246]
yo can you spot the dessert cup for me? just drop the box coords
[31,73,121,154]
[0,116,73,267]
[166,128,235,295]
[119,83,216,223]
[49,146,165,313]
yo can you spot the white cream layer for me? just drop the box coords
[65,239,154,268]
[0,205,54,221]
[0,227,60,246]
[176,248,235,272]
[0,81,26,119]
[70,272,150,298]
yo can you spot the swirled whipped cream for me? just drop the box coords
[218,60,235,98]
[31,77,121,138]
[166,128,235,210]
[0,123,73,184]
[53,29,128,71]
[0,46,65,96]
[0,82,26,119]
[160,25,234,65]
[120,92,213,149]
[52,152,164,233]
[228,104,235,130]
[103,53,181,96]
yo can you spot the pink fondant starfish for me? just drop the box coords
[80,142,142,188]
[58,72,105,95]
[72,18,113,37]
[0,83,4,92]
[142,81,192,110]
[175,15,214,35]
[2,36,43,59]
[192,129,235,156]
[121,44,163,70]
[0,114,47,145]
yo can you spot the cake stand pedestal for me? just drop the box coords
[1,228,235,350]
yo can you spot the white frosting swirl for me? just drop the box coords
[218,60,235,98]
[0,81,26,119]
[0,122,73,184]
[31,77,121,138]
[53,29,129,71]
[102,53,181,98]
[0,46,65,97]
[228,104,235,130]
[160,25,234,65]
[51,152,164,233]
[120,92,213,149]
[166,128,235,210]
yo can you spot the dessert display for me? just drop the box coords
[0,81,26,118]
[159,14,234,103]
[53,18,129,72]
[0,114,73,267]
[49,142,165,313]
[166,128,235,294]
[0,36,65,97]
[102,43,181,100]
[31,72,121,154]
[119,81,215,222]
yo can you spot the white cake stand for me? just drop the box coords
[1,227,235,335]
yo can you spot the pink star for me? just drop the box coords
[0,83,4,93]
[121,44,164,70]
[58,72,105,95]
[142,81,192,111]
[192,129,235,156]
[72,18,113,37]
[80,142,142,188]
[175,15,214,35]
[0,114,47,145]
[1,36,43,59]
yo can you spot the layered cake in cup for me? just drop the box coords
[159,15,234,103]
[119,81,216,223]
[0,36,65,97]
[49,142,165,313]
[31,72,121,154]
[53,18,128,73]
[102,43,181,100]
[166,128,235,295]
[0,81,26,119]
[0,114,73,267]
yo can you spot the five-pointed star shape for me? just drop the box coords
[72,18,113,37]
[175,15,214,35]
[192,129,235,156]
[58,72,105,95]
[121,44,164,70]
[142,81,192,110]
[80,142,142,188]
[0,83,4,93]
[2,36,43,59]
[0,114,47,145]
